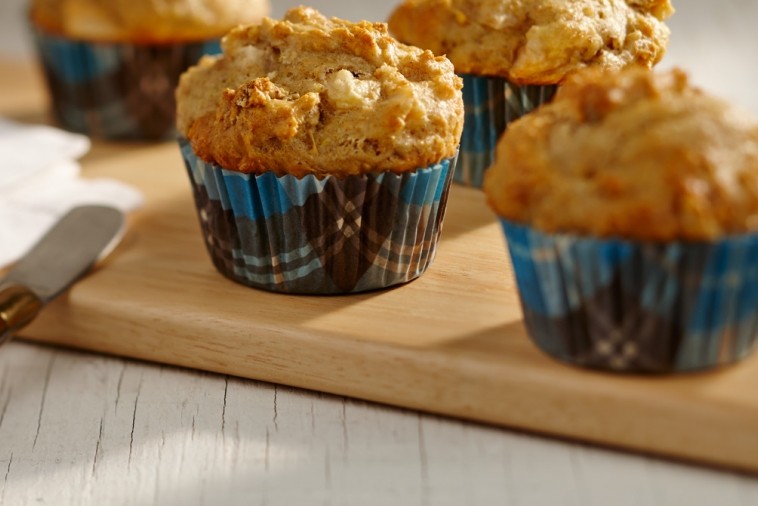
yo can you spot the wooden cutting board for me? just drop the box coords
[5,61,758,474]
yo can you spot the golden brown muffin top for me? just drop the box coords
[388,0,673,84]
[483,67,758,241]
[30,0,270,42]
[176,7,464,177]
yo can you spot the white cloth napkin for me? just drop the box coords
[0,118,143,268]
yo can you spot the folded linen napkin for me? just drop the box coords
[0,118,143,268]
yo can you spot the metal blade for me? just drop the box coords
[2,205,125,302]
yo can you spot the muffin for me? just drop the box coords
[176,7,464,294]
[389,0,673,187]
[484,66,758,373]
[30,0,270,140]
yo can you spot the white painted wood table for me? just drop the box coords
[1,1,758,504]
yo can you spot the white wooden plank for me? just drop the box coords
[330,399,425,506]
[645,459,746,506]
[421,416,510,506]
[119,365,226,506]
[1,1,758,505]
[737,475,758,506]
[566,446,659,506]
[2,341,758,505]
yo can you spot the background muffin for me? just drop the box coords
[389,0,673,187]
[177,7,463,294]
[484,66,758,373]
[30,0,270,140]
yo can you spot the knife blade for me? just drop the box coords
[0,205,125,345]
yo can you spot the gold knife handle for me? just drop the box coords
[0,284,43,345]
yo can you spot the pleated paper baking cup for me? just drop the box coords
[32,26,220,140]
[457,74,557,188]
[500,219,758,373]
[180,138,456,294]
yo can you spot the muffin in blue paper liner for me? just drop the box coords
[388,1,673,188]
[32,27,220,141]
[484,66,758,373]
[175,8,463,293]
[180,138,456,294]
[500,219,758,373]
[458,75,556,187]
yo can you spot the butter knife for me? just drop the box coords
[0,205,125,345]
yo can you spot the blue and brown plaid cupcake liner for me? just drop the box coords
[180,138,456,294]
[457,74,557,188]
[32,27,220,141]
[500,219,758,373]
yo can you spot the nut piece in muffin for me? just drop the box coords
[388,0,674,85]
[30,0,270,42]
[484,66,758,241]
[177,7,464,294]
[177,6,463,178]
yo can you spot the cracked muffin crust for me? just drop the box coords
[388,0,674,84]
[483,67,758,241]
[176,7,464,177]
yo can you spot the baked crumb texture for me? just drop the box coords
[484,67,758,241]
[176,7,464,177]
[389,0,673,84]
[30,0,270,42]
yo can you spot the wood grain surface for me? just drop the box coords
[0,1,758,504]
[2,59,757,474]
[4,341,758,506]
